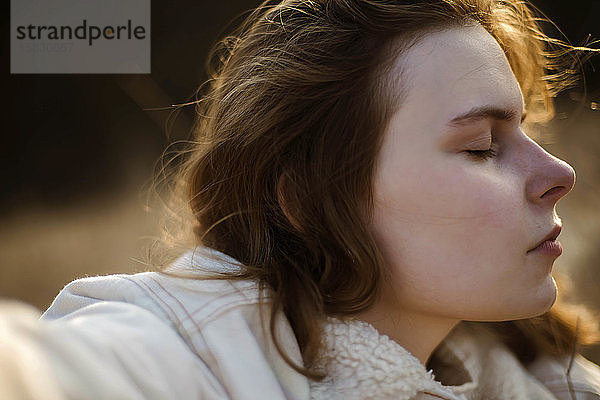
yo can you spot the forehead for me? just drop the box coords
[392,24,524,121]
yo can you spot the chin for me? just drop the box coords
[515,275,558,319]
[540,275,559,312]
[466,278,558,322]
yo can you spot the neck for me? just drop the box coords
[354,305,460,366]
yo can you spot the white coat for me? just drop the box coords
[1,246,599,399]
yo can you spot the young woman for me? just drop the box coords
[2,0,600,399]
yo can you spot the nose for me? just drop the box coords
[524,138,576,205]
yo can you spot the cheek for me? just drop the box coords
[374,163,520,230]
[371,164,525,290]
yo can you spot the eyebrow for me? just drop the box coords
[447,105,526,127]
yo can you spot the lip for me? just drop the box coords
[527,225,562,255]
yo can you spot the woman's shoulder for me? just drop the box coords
[30,248,310,400]
[42,246,267,325]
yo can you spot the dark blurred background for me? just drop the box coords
[2,0,599,361]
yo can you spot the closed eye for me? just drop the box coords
[465,143,499,161]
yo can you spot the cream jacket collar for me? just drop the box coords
[310,316,469,399]
[309,315,562,400]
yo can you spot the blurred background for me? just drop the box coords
[2,1,599,363]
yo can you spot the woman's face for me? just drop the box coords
[370,24,576,322]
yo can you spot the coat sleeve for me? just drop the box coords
[528,352,600,400]
[0,299,229,400]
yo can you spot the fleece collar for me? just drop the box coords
[309,317,560,400]
[309,317,470,400]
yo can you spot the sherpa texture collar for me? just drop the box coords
[309,317,470,399]
[309,317,560,400]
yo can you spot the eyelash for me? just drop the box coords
[463,115,524,161]
[465,143,499,160]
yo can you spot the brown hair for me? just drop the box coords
[150,0,600,380]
